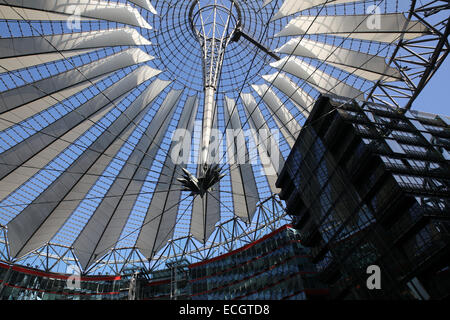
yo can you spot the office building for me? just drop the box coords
[276,95,450,299]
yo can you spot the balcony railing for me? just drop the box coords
[397,182,449,198]
[390,208,449,244]
[403,230,450,275]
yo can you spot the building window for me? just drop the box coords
[394,174,425,187]
[400,143,428,154]
[391,130,418,139]
[381,156,404,167]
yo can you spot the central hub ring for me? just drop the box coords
[189,0,242,41]
[148,0,287,93]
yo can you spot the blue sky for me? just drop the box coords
[411,52,450,116]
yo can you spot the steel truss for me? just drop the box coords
[0,0,448,277]
[0,195,287,275]
[367,1,450,110]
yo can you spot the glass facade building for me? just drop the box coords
[276,95,450,300]
[0,261,135,300]
[0,225,327,300]
[188,225,327,300]
[142,225,327,300]
[142,259,191,300]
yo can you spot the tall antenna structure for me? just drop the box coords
[189,0,241,167]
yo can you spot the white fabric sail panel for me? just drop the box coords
[137,95,198,260]
[151,95,199,256]
[240,93,285,173]
[272,115,295,149]
[0,0,152,29]
[0,93,115,205]
[271,0,359,21]
[190,191,221,244]
[251,83,301,147]
[270,57,364,99]
[0,49,98,73]
[0,28,151,59]
[241,93,282,194]
[0,48,155,114]
[0,65,160,181]
[262,73,315,117]
[75,78,173,262]
[224,97,259,223]
[275,14,429,42]
[250,84,299,148]
[0,4,94,21]
[19,79,170,265]
[230,164,259,222]
[78,88,183,265]
[0,74,106,132]
[74,88,181,269]
[275,38,401,82]
[6,101,130,259]
[128,0,157,14]
[7,79,161,259]
[76,79,172,265]
[132,90,192,257]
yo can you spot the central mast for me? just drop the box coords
[189,0,241,170]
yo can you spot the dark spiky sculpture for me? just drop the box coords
[177,164,226,198]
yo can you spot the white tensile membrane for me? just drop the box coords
[0,0,436,273]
